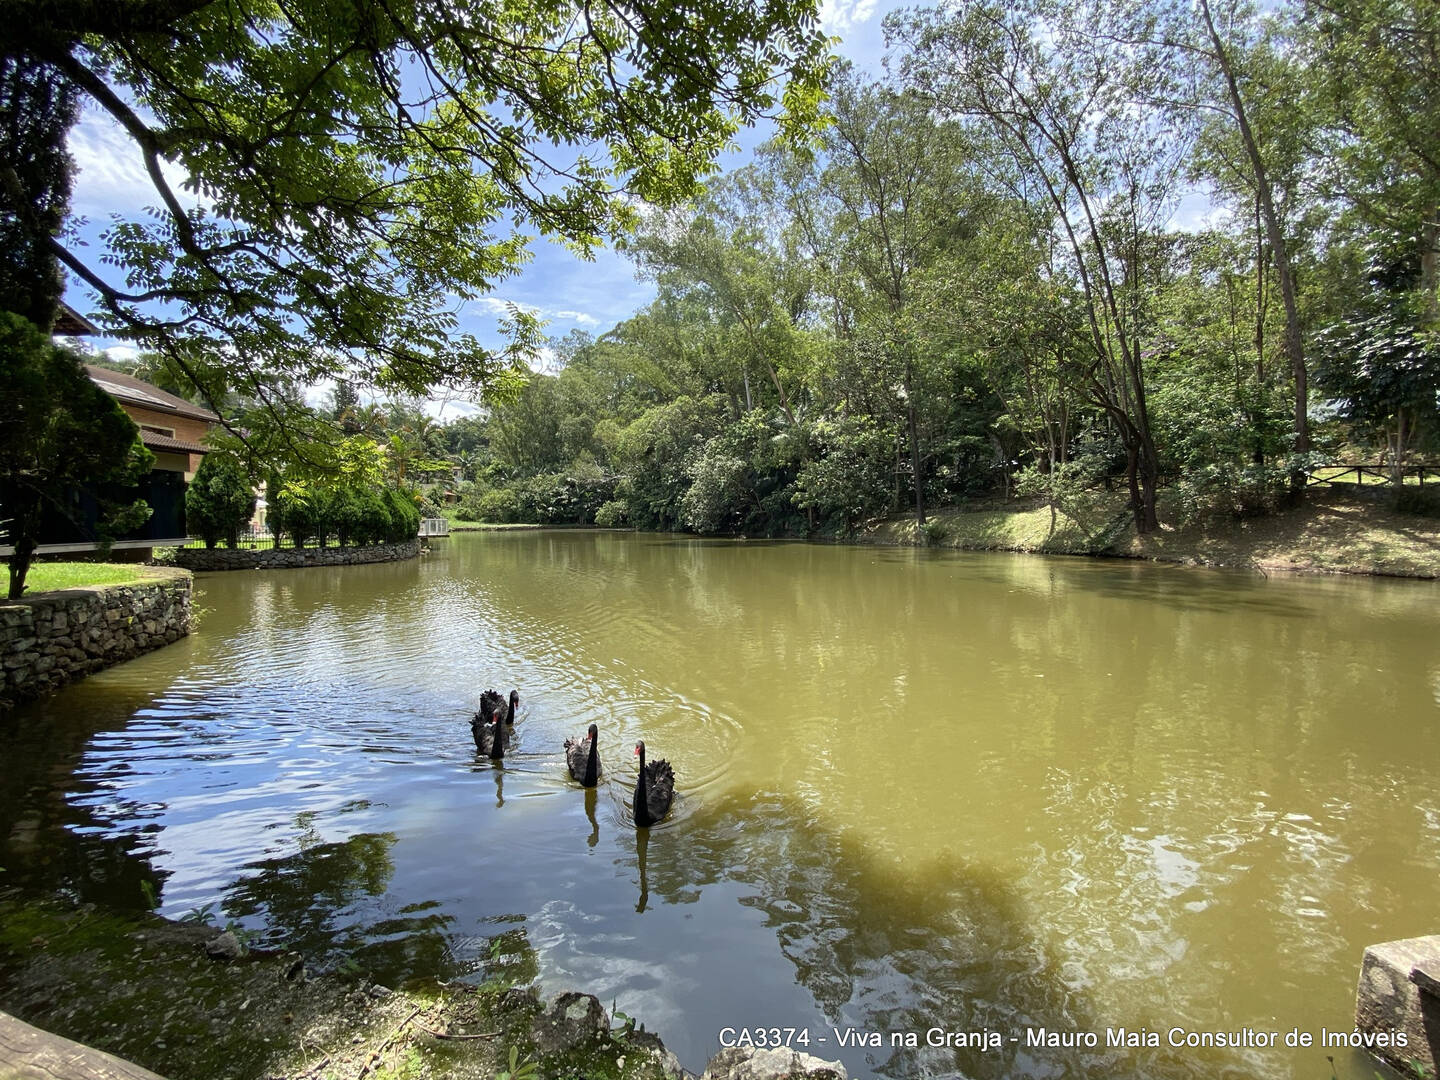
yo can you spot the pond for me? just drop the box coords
[1,530,1436,1079]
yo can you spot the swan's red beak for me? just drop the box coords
[633,746,640,756]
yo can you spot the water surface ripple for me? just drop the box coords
[2,532,1436,1079]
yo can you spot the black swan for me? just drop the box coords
[471,712,505,760]
[477,689,505,725]
[565,723,601,787]
[632,740,675,827]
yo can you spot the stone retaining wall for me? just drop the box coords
[173,537,420,571]
[0,569,192,709]
[1355,934,1440,1078]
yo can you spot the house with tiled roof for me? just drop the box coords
[84,365,219,482]
[1,307,221,557]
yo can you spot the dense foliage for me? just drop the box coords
[0,314,154,598]
[0,54,76,328]
[267,477,422,550]
[8,0,1435,553]
[185,453,258,550]
[418,0,1439,538]
[4,0,829,459]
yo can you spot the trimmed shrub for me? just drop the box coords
[186,453,257,548]
[272,481,321,549]
[352,488,392,545]
[382,487,421,542]
[325,486,362,547]
[265,477,419,547]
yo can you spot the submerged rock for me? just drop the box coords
[282,953,305,982]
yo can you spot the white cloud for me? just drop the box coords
[301,377,485,423]
[303,378,336,410]
[100,344,141,364]
[69,108,202,219]
[551,309,599,326]
[1167,188,1232,234]
[470,296,541,319]
[465,297,599,328]
[821,0,880,35]
[423,395,483,421]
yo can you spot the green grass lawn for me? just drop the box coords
[16,562,162,595]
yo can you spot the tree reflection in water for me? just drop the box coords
[218,814,447,980]
[0,694,170,913]
[608,789,1214,1080]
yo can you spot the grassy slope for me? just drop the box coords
[16,562,167,595]
[863,488,1440,579]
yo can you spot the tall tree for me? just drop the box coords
[329,379,363,435]
[1149,0,1315,486]
[1,313,154,598]
[818,68,984,527]
[0,54,76,328]
[894,0,1190,532]
[1303,0,1440,320]
[5,0,830,436]
[627,167,824,429]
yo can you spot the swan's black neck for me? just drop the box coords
[488,718,504,760]
[505,694,516,725]
[583,733,599,787]
[634,746,651,826]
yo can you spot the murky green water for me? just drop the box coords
[2,531,1436,1078]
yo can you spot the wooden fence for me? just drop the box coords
[1306,464,1440,488]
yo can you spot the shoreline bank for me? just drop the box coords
[0,568,193,711]
[450,489,1440,580]
[862,488,1440,579]
[0,895,845,1080]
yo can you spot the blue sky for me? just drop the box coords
[63,0,906,417]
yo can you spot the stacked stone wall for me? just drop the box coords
[173,537,421,571]
[0,569,192,709]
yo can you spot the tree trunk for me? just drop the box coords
[1252,198,1267,466]
[1391,407,1410,488]
[0,1006,169,1079]
[6,492,42,600]
[893,433,903,511]
[1422,210,1439,324]
[1124,443,1143,533]
[1200,0,1308,489]
[7,537,35,600]
[1137,452,1161,533]
[906,368,925,527]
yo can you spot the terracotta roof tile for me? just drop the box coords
[85,364,222,423]
[139,430,210,455]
